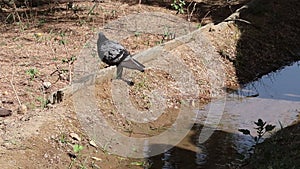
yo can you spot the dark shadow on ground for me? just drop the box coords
[0,0,251,25]
[148,121,300,169]
[117,0,251,24]
[244,121,300,169]
[232,0,300,84]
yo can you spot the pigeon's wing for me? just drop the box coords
[99,40,130,66]
[119,57,145,72]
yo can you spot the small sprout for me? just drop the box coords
[58,32,67,45]
[197,24,202,29]
[36,96,49,108]
[135,32,141,37]
[62,55,77,64]
[26,68,39,80]
[60,134,67,144]
[73,144,83,153]
[171,0,186,14]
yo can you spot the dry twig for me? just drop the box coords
[200,11,211,27]
[187,1,197,22]
[10,65,22,106]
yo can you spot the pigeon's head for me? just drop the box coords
[98,32,108,42]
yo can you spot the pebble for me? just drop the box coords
[70,133,81,142]
[43,82,52,89]
[0,107,12,117]
[89,140,98,148]
[91,156,102,161]
[17,104,27,115]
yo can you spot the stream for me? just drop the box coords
[148,61,300,168]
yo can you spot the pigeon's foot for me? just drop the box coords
[123,79,134,86]
[114,78,134,86]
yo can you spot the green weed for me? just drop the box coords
[171,0,186,14]
[26,68,39,80]
[239,118,276,144]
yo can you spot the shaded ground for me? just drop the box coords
[204,0,300,84]
[244,121,300,169]
[0,0,299,168]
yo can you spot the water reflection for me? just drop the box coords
[148,126,254,169]
[232,61,300,101]
[148,61,300,169]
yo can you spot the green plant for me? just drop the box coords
[36,96,49,108]
[26,68,39,80]
[58,32,67,45]
[239,119,276,144]
[136,78,147,89]
[59,134,67,144]
[197,23,202,29]
[134,31,141,37]
[73,144,84,153]
[162,27,175,41]
[171,0,186,14]
[68,144,85,169]
[62,55,77,64]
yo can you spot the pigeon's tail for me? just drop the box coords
[119,57,145,72]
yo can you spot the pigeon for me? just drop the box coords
[97,32,145,81]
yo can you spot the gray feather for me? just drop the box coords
[97,32,129,65]
[97,32,145,79]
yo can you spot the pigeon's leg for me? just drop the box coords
[116,65,134,86]
[116,65,123,79]
[119,57,145,72]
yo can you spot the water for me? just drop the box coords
[148,61,300,169]
[234,61,300,101]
